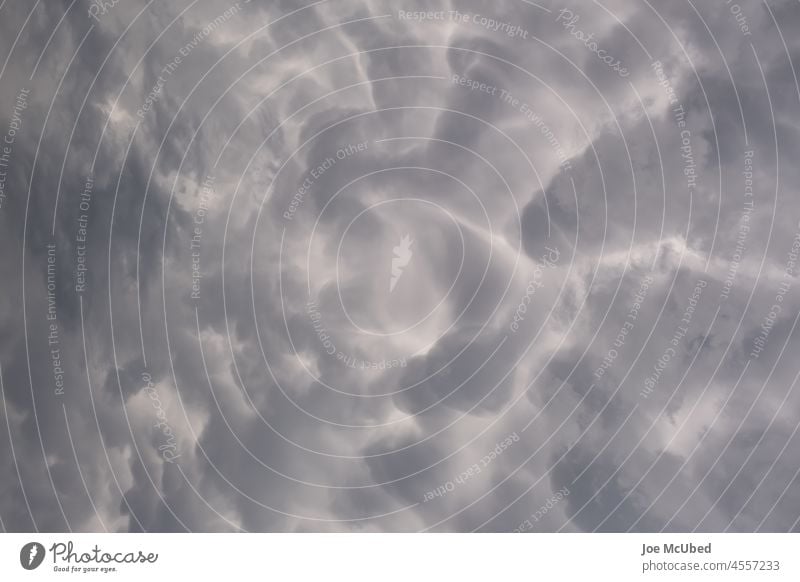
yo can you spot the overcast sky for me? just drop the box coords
[1,0,800,532]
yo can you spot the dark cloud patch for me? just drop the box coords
[2,0,800,534]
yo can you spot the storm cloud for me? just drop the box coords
[1,0,800,532]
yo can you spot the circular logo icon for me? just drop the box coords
[20,542,45,570]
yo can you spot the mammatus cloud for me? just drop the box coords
[1,0,799,532]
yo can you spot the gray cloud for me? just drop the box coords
[1,0,799,533]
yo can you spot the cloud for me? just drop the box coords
[1,0,799,533]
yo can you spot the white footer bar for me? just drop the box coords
[1,533,797,580]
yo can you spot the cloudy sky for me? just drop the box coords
[1,0,800,532]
